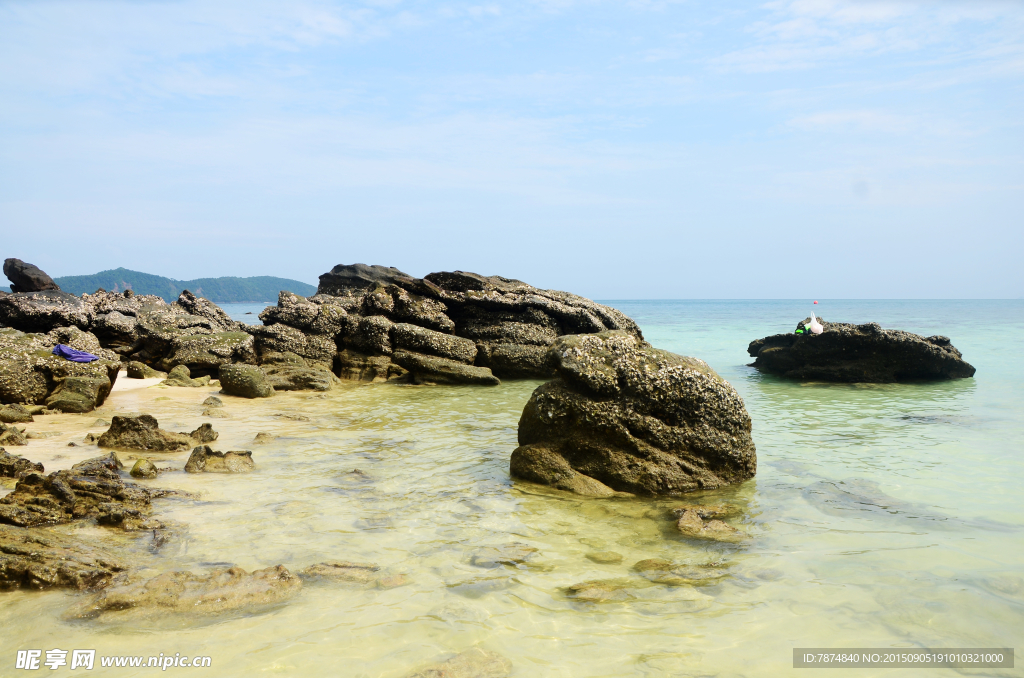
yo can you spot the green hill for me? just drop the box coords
[47,268,317,303]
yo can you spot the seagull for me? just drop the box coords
[808,304,824,335]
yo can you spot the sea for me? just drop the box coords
[1,299,1021,677]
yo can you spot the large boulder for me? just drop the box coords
[3,258,60,293]
[97,414,193,451]
[510,331,756,496]
[747,319,976,382]
[0,327,120,410]
[219,363,275,398]
[260,352,338,391]
[248,266,644,384]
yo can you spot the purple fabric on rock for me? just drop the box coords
[52,344,100,363]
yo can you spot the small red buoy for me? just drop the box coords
[813,300,818,304]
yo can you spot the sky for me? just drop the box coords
[1,0,1022,299]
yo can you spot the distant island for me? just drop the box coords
[41,267,317,302]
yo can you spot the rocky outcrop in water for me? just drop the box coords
[747,319,977,382]
[0,452,163,530]
[0,523,128,590]
[510,331,756,496]
[0,327,120,411]
[64,565,302,620]
[3,258,60,294]
[97,414,194,451]
[184,446,254,473]
[248,264,643,385]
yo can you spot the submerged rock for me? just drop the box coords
[299,561,380,585]
[405,648,512,678]
[632,558,730,586]
[586,551,624,564]
[64,565,302,620]
[219,364,275,398]
[202,395,223,408]
[183,446,254,473]
[0,523,128,590]
[97,414,193,451]
[674,508,743,542]
[747,319,976,382]
[252,432,275,444]
[510,331,756,496]
[0,448,43,478]
[469,543,538,568]
[564,579,636,603]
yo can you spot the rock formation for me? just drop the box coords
[0,523,128,590]
[0,448,43,478]
[97,414,194,451]
[3,258,60,293]
[0,288,254,377]
[747,318,976,382]
[219,363,275,398]
[0,327,120,411]
[510,331,756,496]
[64,565,301,620]
[248,264,643,385]
[183,446,254,473]
[0,453,161,530]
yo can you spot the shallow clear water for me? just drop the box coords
[2,300,1022,677]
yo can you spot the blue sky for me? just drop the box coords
[1,0,1021,298]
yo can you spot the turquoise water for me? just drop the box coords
[1,299,1020,676]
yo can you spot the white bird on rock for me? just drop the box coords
[808,303,823,335]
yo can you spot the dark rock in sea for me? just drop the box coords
[747,318,977,382]
[219,363,275,398]
[0,452,160,530]
[97,414,193,451]
[3,258,61,294]
[183,446,254,473]
[248,264,643,384]
[64,565,301,620]
[0,448,43,478]
[202,395,223,407]
[510,331,756,497]
[130,458,158,479]
[0,327,120,410]
[0,523,128,590]
[405,648,512,678]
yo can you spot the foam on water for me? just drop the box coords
[1,300,1021,677]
